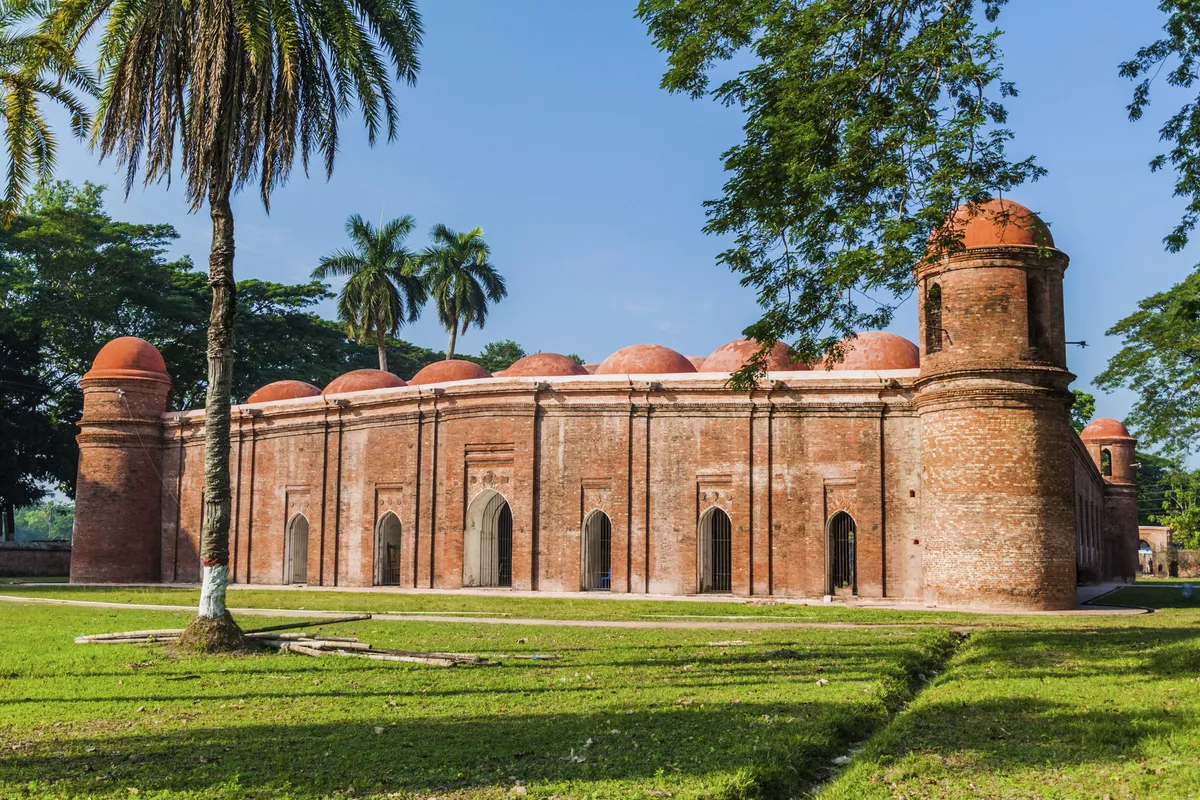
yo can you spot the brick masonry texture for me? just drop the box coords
[71,223,1141,611]
[0,542,71,577]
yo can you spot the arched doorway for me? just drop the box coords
[827,511,856,595]
[582,510,612,591]
[375,512,402,586]
[698,507,732,593]
[463,490,513,588]
[285,514,309,585]
[1138,539,1153,575]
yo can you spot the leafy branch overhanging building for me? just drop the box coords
[71,200,1140,610]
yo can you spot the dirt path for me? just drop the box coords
[0,593,1143,631]
[0,593,940,630]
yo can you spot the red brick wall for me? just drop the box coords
[1071,435,1108,582]
[914,245,1078,610]
[0,542,71,577]
[72,374,170,583]
[150,373,926,600]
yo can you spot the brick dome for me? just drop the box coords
[596,344,698,375]
[409,359,492,385]
[685,355,707,370]
[582,363,600,374]
[323,369,407,395]
[504,353,589,377]
[823,331,920,370]
[247,380,321,404]
[939,198,1054,250]
[702,338,802,372]
[88,337,169,378]
[1080,418,1134,441]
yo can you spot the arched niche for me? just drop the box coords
[375,512,402,586]
[463,489,513,588]
[285,514,309,585]
[582,510,612,591]
[826,511,857,595]
[697,507,732,593]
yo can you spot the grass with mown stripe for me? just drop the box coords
[0,602,952,799]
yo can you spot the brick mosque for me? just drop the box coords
[69,199,1140,611]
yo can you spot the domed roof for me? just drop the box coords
[702,338,803,372]
[685,355,707,370]
[937,198,1054,250]
[504,353,589,377]
[582,363,600,374]
[323,369,407,395]
[823,331,920,371]
[247,380,321,404]
[408,359,492,385]
[1080,418,1134,441]
[89,337,168,377]
[595,344,698,375]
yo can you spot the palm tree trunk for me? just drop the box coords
[375,318,388,371]
[445,297,457,359]
[197,181,237,627]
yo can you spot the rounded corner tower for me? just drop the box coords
[1080,418,1139,582]
[71,337,172,583]
[914,199,1077,610]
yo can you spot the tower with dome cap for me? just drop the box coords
[914,199,1078,609]
[72,337,172,583]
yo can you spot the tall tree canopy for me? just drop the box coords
[41,0,424,636]
[1095,3,1200,457]
[636,0,1042,377]
[1095,271,1200,458]
[422,224,506,359]
[313,213,427,372]
[477,339,526,373]
[0,314,57,539]
[1070,390,1096,434]
[0,2,93,221]
[0,181,452,535]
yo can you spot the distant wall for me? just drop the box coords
[1175,550,1200,579]
[0,541,71,577]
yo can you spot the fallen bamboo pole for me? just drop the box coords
[246,633,360,642]
[75,629,185,642]
[290,639,373,651]
[337,650,458,667]
[241,615,371,635]
[432,652,562,661]
[77,638,181,645]
[282,642,326,657]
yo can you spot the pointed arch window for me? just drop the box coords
[925,282,943,354]
[1027,274,1045,349]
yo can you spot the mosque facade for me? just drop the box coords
[69,200,1140,611]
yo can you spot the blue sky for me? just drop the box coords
[51,1,1195,429]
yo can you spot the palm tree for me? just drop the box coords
[422,224,506,359]
[41,0,422,645]
[0,2,94,223]
[313,213,427,372]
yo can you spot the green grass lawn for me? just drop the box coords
[1098,584,1200,610]
[0,602,954,799]
[0,583,1137,627]
[0,582,981,624]
[822,617,1200,799]
[2,588,1199,799]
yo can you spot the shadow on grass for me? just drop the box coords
[0,701,880,799]
[950,626,1200,680]
[852,694,1189,775]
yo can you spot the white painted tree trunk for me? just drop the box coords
[198,563,230,620]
